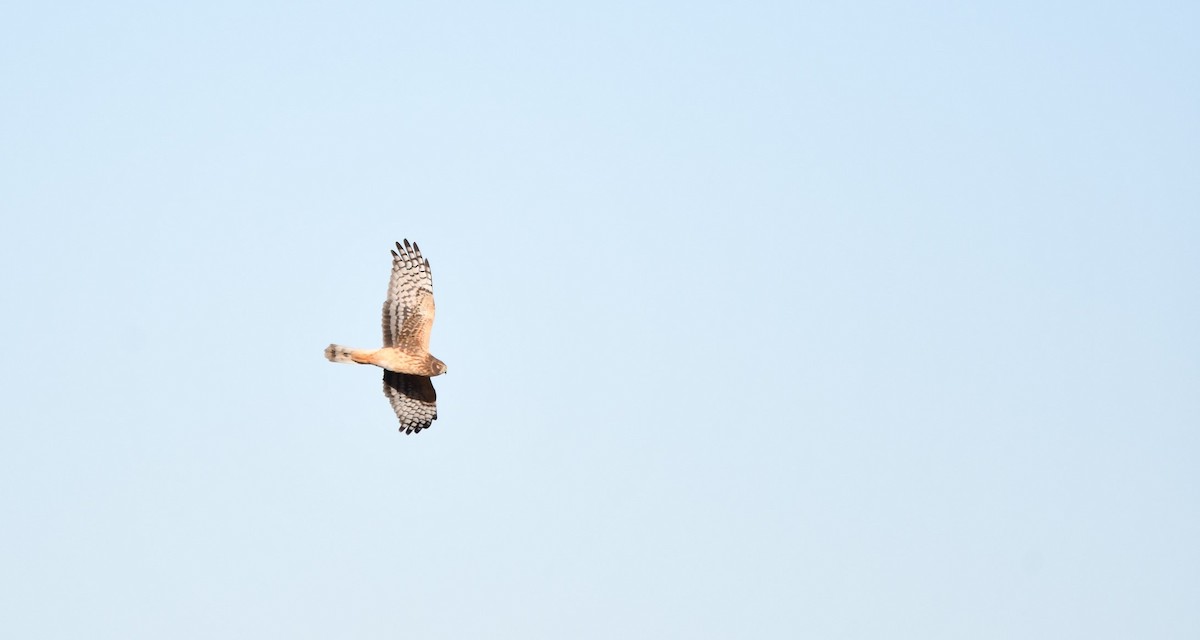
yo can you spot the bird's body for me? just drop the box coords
[324,345,441,376]
[325,239,447,434]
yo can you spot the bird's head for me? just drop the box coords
[428,356,448,376]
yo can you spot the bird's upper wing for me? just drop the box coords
[382,371,438,434]
[383,239,436,352]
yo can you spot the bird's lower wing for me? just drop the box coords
[382,371,438,434]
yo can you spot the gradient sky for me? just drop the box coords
[2,1,1197,638]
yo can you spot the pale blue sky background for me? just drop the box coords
[2,1,1197,638]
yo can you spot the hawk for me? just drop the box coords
[325,239,448,434]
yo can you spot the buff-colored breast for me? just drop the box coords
[371,348,438,376]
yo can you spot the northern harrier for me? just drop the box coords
[325,239,447,434]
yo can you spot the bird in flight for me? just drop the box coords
[325,239,447,434]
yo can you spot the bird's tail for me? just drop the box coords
[325,344,370,364]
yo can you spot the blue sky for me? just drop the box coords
[1,1,1197,638]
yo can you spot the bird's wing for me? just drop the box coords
[384,239,436,352]
[382,371,438,434]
